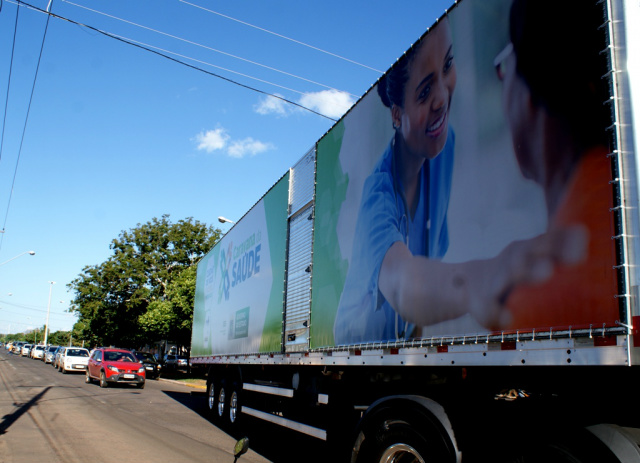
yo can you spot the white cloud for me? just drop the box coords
[195,128,229,153]
[228,138,274,158]
[255,94,287,116]
[254,89,355,120]
[299,89,355,119]
[194,127,274,158]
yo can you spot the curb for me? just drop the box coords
[158,377,206,390]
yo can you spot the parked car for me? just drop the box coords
[53,347,66,368]
[86,347,145,389]
[58,347,90,373]
[163,354,190,376]
[21,344,32,357]
[44,345,59,364]
[12,341,24,354]
[133,351,161,380]
[31,344,45,360]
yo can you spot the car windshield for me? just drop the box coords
[136,353,156,363]
[67,349,89,357]
[105,352,136,362]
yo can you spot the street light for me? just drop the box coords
[44,281,55,346]
[0,250,35,267]
[218,216,235,224]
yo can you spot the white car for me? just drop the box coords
[21,344,32,356]
[58,347,90,373]
[31,345,46,360]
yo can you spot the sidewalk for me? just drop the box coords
[158,376,206,390]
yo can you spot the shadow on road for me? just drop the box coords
[161,389,335,463]
[0,386,51,435]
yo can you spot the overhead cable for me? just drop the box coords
[15,0,339,121]
[1,0,52,250]
[111,32,341,100]
[178,0,383,74]
[61,0,359,99]
[0,1,20,167]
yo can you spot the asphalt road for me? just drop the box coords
[0,349,271,463]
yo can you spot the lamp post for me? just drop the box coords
[0,250,35,267]
[43,281,55,346]
[217,216,235,224]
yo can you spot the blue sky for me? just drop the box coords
[0,0,453,335]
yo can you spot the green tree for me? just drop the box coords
[139,265,196,347]
[47,330,73,347]
[68,215,219,347]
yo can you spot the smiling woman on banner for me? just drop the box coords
[333,16,584,345]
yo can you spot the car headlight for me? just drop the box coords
[107,365,119,372]
[138,367,145,373]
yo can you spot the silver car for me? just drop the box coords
[44,345,59,364]
[53,347,66,369]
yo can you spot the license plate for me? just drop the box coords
[124,374,134,379]
[73,364,85,369]
[146,367,153,370]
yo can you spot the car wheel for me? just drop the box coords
[85,371,92,384]
[61,365,67,374]
[99,371,108,388]
[137,382,145,390]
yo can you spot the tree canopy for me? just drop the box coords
[68,215,220,348]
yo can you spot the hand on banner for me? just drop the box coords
[380,225,587,330]
[468,225,588,330]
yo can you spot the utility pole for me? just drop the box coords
[44,281,55,346]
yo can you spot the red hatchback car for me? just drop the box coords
[86,347,146,389]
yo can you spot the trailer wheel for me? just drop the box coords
[206,380,217,417]
[353,406,455,463]
[516,427,621,463]
[217,383,228,422]
[229,384,241,427]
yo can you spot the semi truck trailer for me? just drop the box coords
[190,0,640,461]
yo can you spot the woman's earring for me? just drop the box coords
[393,122,401,130]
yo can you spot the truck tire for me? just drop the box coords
[516,427,621,463]
[229,384,241,427]
[207,380,217,418]
[353,405,456,463]
[217,382,228,422]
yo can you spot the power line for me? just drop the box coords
[110,32,341,100]
[178,0,384,74]
[61,0,359,98]
[15,0,340,121]
[0,0,52,251]
[0,0,20,168]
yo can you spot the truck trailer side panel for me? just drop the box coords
[191,0,640,461]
